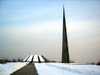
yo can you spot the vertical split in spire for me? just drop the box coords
[62,6,69,63]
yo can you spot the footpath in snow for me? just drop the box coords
[35,63,100,75]
[0,62,28,75]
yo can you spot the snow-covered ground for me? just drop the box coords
[0,62,100,75]
[0,62,28,75]
[35,63,100,75]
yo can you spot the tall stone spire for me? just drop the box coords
[62,6,69,63]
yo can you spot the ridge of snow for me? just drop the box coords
[33,55,39,62]
[23,55,29,62]
[39,55,45,62]
[27,55,33,62]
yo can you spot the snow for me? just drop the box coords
[23,55,45,62]
[23,55,30,62]
[27,55,33,62]
[35,63,100,75]
[38,55,45,62]
[33,55,39,62]
[0,62,28,75]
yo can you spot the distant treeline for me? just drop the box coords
[0,58,23,64]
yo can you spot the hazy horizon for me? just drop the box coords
[0,0,100,63]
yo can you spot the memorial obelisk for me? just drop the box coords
[62,7,69,63]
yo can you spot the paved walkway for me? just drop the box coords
[11,64,38,75]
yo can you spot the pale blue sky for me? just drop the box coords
[0,0,100,62]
